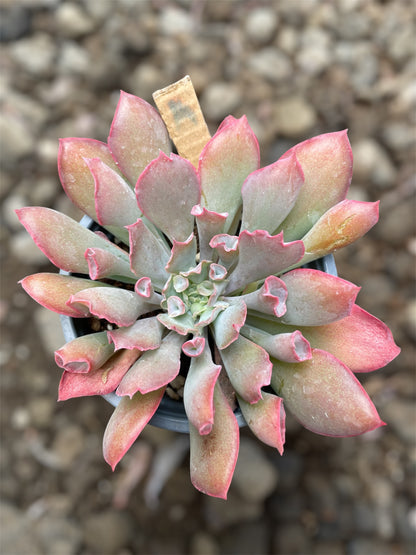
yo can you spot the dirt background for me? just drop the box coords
[0,1,415,554]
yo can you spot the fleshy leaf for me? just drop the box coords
[182,336,206,358]
[128,219,170,289]
[232,275,288,318]
[277,130,353,240]
[108,90,171,185]
[241,326,312,363]
[190,383,239,499]
[58,138,121,221]
[220,335,272,404]
[157,312,196,336]
[191,204,228,261]
[183,335,221,434]
[299,304,401,372]
[300,200,380,265]
[103,386,166,470]
[85,247,135,281]
[68,287,158,327]
[116,331,184,396]
[55,331,114,374]
[16,207,130,275]
[241,152,304,233]
[238,392,285,454]
[19,273,109,317]
[199,116,260,232]
[209,234,239,268]
[281,269,360,326]
[224,231,304,294]
[107,317,164,351]
[86,157,141,232]
[211,299,247,350]
[271,349,385,436]
[165,234,197,273]
[58,348,141,400]
[136,152,200,242]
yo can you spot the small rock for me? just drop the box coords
[274,96,317,137]
[2,194,27,230]
[34,308,65,354]
[159,7,193,36]
[248,48,292,83]
[10,232,49,265]
[201,82,242,120]
[352,139,396,188]
[347,538,396,555]
[232,438,278,502]
[273,522,311,555]
[382,398,416,445]
[129,64,166,102]
[405,300,416,342]
[245,7,278,44]
[220,520,270,555]
[28,396,55,427]
[50,424,85,468]
[56,3,95,38]
[83,510,133,553]
[382,122,415,153]
[203,489,263,532]
[0,5,31,42]
[35,516,82,555]
[189,531,220,555]
[10,33,56,75]
[58,42,90,75]
[0,114,33,166]
[296,27,332,76]
[0,502,42,555]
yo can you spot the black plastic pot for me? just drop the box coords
[60,215,337,433]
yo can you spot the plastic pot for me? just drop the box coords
[60,215,337,433]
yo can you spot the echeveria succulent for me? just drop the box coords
[17,88,400,498]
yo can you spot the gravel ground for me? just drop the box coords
[0,1,415,554]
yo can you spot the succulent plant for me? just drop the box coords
[17,88,400,499]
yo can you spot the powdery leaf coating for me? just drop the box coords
[241,152,304,233]
[241,326,312,363]
[19,273,109,317]
[58,349,141,400]
[211,299,247,350]
[55,331,114,374]
[165,234,197,274]
[191,204,228,261]
[271,349,385,437]
[280,269,360,326]
[85,247,134,281]
[277,130,353,241]
[199,116,260,232]
[136,152,200,242]
[116,332,184,396]
[298,305,401,372]
[183,337,222,434]
[238,392,285,454]
[103,387,166,470]
[108,91,171,185]
[58,138,121,221]
[234,275,288,318]
[190,383,239,499]
[220,335,272,404]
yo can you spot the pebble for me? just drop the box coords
[382,398,416,445]
[0,5,31,42]
[58,41,90,75]
[274,96,317,137]
[0,502,42,554]
[190,531,220,555]
[159,6,193,36]
[50,424,85,469]
[220,520,270,555]
[352,138,396,188]
[248,48,292,83]
[245,7,278,44]
[55,3,95,38]
[34,308,65,354]
[201,82,242,120]
[10,232,50,265]
[10,33,56,75]
[273,522,311,554]
[203,489,263,531]
[232,438,278,503]
[0,114,33,166]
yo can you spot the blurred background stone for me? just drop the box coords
[1,1,414,554]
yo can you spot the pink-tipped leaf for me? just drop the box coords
[300,200,380,265]
[116,331,184,396]
[108,91,171,185]
[190,383,240,499]
[241,152,304,233]
[232,275,288,318]
[280,269,360,326]
[224,230,304,294]
[191,204,228,260]
[103,386,166,470]
[211,299,247,350]
[165,234,197,274]
[58,138,121,220]
[16,207,130,275]
[58,348,141,400]
[241,326,312,363]
[299,304,401,372]
[238,392,285,454]
[19,273,110,317]
[85,247,135,281]
[271,349,385,437]
[136,152,200,242]
[107,317,164,351]
[199,116,260,232]
[277,130,353,240]
[55,331,114,374]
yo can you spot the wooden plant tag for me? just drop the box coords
[153,75,211,167]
